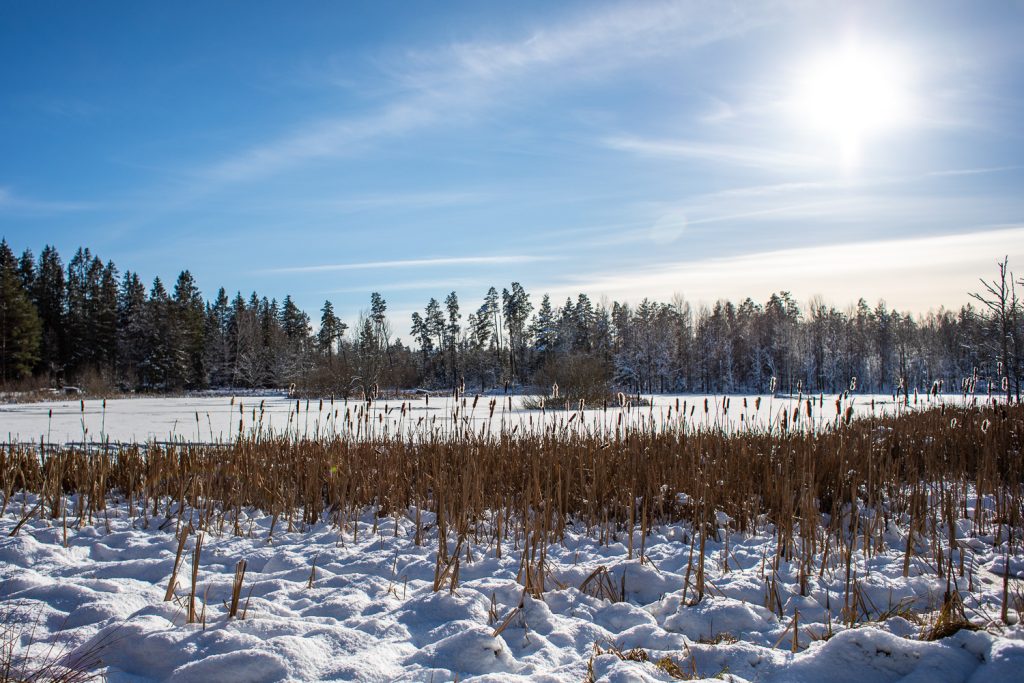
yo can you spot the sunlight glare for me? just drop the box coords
[794,38,912,167]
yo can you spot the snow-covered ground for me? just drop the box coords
[0,392,980,444]
[2,495,1022,681]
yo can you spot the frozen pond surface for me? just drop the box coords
[0,391,983,444]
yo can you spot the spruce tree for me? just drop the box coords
[173,270,207,388]
[0,240,41,382]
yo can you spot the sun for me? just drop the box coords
[793,38,912,166]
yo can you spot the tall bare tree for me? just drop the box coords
[970,257,1018,402]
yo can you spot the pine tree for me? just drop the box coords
[531,294,557,358]
[204,288,232,386]
[502,283,532,382]
[318,300,345,362]
[281,295,311,342]
[0,240,41,382]
[64,247,94,373]
[173,270,207,388]
[574,293,595,352]
[96,261,120,376]
[32,246,65,376]
[18,249,35,293]
[137,278,179,389]
[411,311,431,364]
[117,271,147,386]
[445,291,461,385]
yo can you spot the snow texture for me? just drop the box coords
[2,491,1022,682]
[0,392,972,444]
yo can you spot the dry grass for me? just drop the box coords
[0,598,115,683]
[1,400,1021,634]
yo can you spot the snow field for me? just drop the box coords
[2,494,1023,682]
[0,391,979,444]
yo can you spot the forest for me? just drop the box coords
[0,240,1019,400]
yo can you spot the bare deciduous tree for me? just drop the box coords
[970,256,1019,402]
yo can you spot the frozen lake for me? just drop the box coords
[0,391,982,444]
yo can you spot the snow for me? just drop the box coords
[2,494,1022,682]
[0,391,982,444]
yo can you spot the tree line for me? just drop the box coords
[0,240,1019,400]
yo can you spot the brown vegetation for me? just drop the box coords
[1,400,1021,627]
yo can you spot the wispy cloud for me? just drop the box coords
[197,2,768,184]
[203,102,431,184]
[323,277,491,295]
[265,254,556,275]
[307,191,489,214]
[926,165,1023,177]
[562,163,1024,249]
[602,135,823,169]
[543,226,1024,313]
[0,187,99,214]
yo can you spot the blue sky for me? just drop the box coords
[2,1,1023,332]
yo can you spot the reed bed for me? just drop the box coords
[3,400,1021,616]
